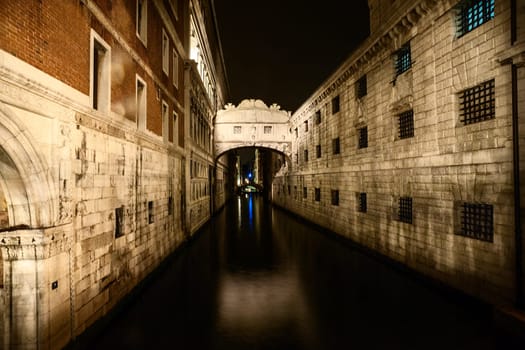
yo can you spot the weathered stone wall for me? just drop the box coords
[273,0,522,307]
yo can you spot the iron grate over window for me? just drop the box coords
[459,202,493,242]
[358,192,367,213]
[356,75,367,98]
[398,110,414,139]
[398,197,412,224]
[358,126,368,148]
[459,79,495,125]
[457,0,495,37]
[395,43,411,76]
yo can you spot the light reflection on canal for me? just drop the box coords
[71,194,520,350]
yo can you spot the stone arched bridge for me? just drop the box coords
[214,99,292,159]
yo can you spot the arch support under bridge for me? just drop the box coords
[214,99,292,158]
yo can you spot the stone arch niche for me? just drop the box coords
[0,102,57,229]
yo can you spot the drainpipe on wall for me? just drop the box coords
[511,64,523,309]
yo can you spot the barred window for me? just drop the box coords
[303,187,308,199]
[398,197,412,224]
[398,110,414,139]
[233,126,242,134]
[115,206,124,238]
[459,79,495,125]
[358,126,368,148]
[356,75,367,98]
[316,144,322,158]
[314,188,321,202]
[458,202,493,242]
[395,43,411,76]
[331,190,339,206]
[264,126,272,134]
[456,0,495,37]
[304,149,309,162]
[148,201,154,224]
[358,193,367,213]
[332,137,341,155]
[332,95,340,114]
[315,110,321,125]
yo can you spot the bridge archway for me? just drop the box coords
[214,99,292,160]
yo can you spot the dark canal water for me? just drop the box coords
[71,194,521,350]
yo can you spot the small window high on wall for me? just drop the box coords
[456,0,495,37]
[136,0,148,45]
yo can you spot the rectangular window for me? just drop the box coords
[136,76,147,131]
[288,185,291,195]
[115,206,124,238]
[398,110,414,139]
[398,197,413,224]
[136,0,148,45]
[172,111,178,144]
[168,196,173,216]
[457,202,493,242]
[303,187,308,199]
[332,95,340,114]
[315,110,321,125]
[304,149,309,162]
[332,137,340,155]
[233,126,242,134]
[162,29,169,75]
[331,190,339,206]
[456,0,495,37]
[459,79,495,125]
[162,100,169,143]
[173,49,179,88]
[91,31,111,113]
[358,126,368,148]
[304,120,309,132]
[316,144,322,158]
[294,128,298,137]
[264,126,272,134]
[148,201,154,224]
[314,188,321,202]
[295,153,299,164]
[395,42,411,76]
[358,193,367,213]
[356,74,367,98]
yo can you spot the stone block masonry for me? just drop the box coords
[273,0,525,309]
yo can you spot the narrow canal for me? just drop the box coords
[71,194,519,349]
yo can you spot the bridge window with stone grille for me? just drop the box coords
[332,137,340,155]
[331,190,339,206]
[264,126,272,134]
[233,126,241,134]
[115,206,124,238]
[358,126,368,148]
[398,197,413,224]
[394,42,411,76]
[358,193,367,213]
[457,202,493,242]
[356,75,367,99]
[456,0,495,37]
[332,95,340,114]
[398,110,414,139]
[316,144,322,158]
[314,188,321,202]
[315,110,321,125]
[459,79,495,125]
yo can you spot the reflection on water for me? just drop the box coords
[73,194,519,350]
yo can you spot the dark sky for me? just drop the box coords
[214,1,370,113]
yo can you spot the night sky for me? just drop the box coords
[214,1,370,113]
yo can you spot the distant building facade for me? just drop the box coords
[0,0,228,348]
[273,0,525,310]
